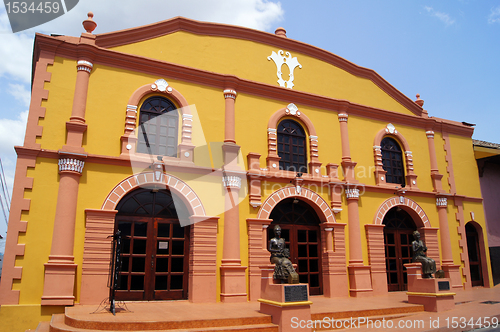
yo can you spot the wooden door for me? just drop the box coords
[113,189,189,301]
[383,208,416,291]
[269,198,323,295]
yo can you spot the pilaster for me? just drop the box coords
[320,223,348,297]
[426,131,444,192]
[220,140,247,302]
[436,197,462,290]
[345,188,373,297]
[42,18,95,304]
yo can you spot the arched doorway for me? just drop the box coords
[466,222,483,287]
[383,207,417,291]
[268,198,323,295]
[114,188,190,301]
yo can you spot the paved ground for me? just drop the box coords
[330,285,500,332]
[64,284,500,332]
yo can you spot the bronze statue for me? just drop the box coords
[268,225,299,284]
[412,230,436,278]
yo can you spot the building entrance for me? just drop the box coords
[114,189,189,301]
[466,223,483,287]
[383,207,417,291]
[268,198,323,295]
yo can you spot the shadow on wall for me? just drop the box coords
[490,247,500,286]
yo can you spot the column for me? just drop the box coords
[41,58,93,305]
[426,130,444,192]
[436,197,462,290]
[346,188,373,297]
[220,88,247,302]
[224,89,237,143]
[338,111,356,182]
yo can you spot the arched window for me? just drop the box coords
[381,137,405,185]
[137,96,178,157]
[277,119,307,173]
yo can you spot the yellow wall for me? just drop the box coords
[111,31,416,116]
[5,25,492,332]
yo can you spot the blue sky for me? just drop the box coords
[0,0,499,237]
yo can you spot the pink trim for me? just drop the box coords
[257,187,335,223]
[321,223,348,297]
[247,153,262,207]
[373,196,430,227]
[247,218,273,301]
[454,197,471,289]
[442,132,457,194]
[0,51,54,304]
[101,172,205,216]
[24,50,53,149]
[0,148,35,304]
[365,224,387,295]
[266,106,319,172]
[120,82,194,162]
[373,127,418,189]
[80,209,117,305]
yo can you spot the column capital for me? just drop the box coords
[345,188,360,200]
[436,197,448,207]
[223,89,237,99]
[338,113,349,122]
[77,60,93,73]
[223,175,242,189]
[58,158,85,175]
[426,130,435,138]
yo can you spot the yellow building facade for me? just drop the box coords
[0,14,493,331]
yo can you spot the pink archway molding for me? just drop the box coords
[373,196,430,227]
[101,172,206,216]
[257,186,336,223]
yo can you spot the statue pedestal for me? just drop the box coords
[258,265,312,332]
[405,263,455,312]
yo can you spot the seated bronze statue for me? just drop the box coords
[268,225,299,284]
[412,230,436,278]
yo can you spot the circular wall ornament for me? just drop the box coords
[126,144,132,150]
[184,152,190,158]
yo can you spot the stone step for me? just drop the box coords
[311,303,424,321]
[47,313,278,332]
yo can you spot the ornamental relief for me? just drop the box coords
[268,50,302,89]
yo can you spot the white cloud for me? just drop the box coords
[0,13,33,83]
[8,83,31,107]
[21,0,284,36]
[0,0,284,98]
[0,110,28,155]
[488,6,500,24]
[424,6,455,27]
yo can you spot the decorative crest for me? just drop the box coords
[268,50,302,89]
